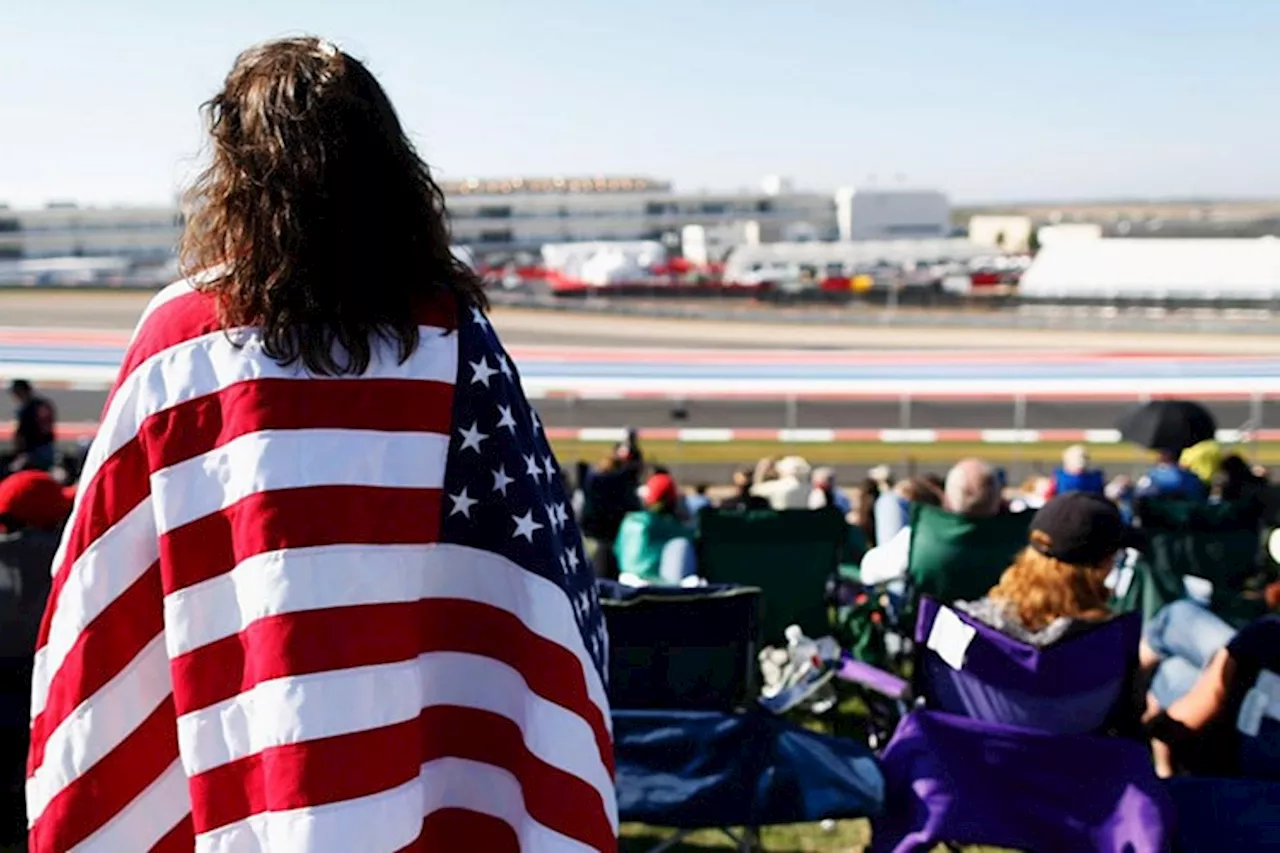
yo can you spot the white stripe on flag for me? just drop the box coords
[420,758,599,853]
[69,760,190,853]
[178,660,424,776]
[33,500,158,718]
[417,652,617,828]
[28,635,172,823]
[150,429,450,534]
[164,544,433,658]
[195,772,424,853]
[422,545,610,735]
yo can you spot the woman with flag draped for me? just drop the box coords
[26,36,614,852]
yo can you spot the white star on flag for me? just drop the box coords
[497,353,513,379]
[542,456,557,481]
[459,422,488,453]
[546,502,560,530]
[492,465,514,495]
[512,509,544,542]
[470,357,498,387]
[531,408,543,434]
[565,548,580,571]
[470,305,490,329]
[524,453,543,481]
[449,488,478,518]
[496,404,518,433]
[555,503,569,528]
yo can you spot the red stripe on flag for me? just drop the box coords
[189,716,422,834]
[29,696,179,853]
[170,602,422,716]
[406,810,520,853]
[420,599,614,776]
[141,377,454,472]
[421,706,615,852]
[148,814,195,853]
[108,290,222,412]
[170,598,611,777]
[35,439,151,652]
[188,707,613,852]
[159,484,443,594]
[29,562,164,775]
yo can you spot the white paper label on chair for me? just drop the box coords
[927,606,977,671]
[1182,575,1214,605]
[1106,566,1134,598]
[1237,669,1280,738]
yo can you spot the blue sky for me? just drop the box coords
[2,0,1278,206]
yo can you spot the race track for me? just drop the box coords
[3,289,1279,448]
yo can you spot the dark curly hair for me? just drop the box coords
[180,36,486,376]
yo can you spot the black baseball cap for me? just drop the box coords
[1029,492,1143,566]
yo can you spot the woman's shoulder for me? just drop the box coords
[955,597,1092,648]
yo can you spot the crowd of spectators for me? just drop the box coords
[6,388,1280,828]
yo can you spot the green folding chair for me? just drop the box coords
[697,508,846,645]
[1115,498,1266,626]
[906,503,1034,607]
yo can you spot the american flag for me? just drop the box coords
[26,281,615,851]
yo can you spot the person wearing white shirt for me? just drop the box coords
[858,459,1002,586]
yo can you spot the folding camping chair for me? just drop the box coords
[1116,497,1266,625]
[1156,667,1280,851]
[599,581,884,852]
[862,599,1173,852]
[905,505,1034,610]
[839,504,1032,676]
[696,508,846,644]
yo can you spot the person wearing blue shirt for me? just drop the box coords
[1135,449,1208,501]
[1050,445,1106,497]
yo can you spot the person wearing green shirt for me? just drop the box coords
[615,472,695,585]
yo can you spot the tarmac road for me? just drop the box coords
[35,389,1269,440]
[9,288,1280,353]
[5,288,1275,437]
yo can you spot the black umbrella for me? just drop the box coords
[1116,400,1217,452]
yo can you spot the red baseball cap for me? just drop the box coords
[645,473,678,506]
[0,471,73,533]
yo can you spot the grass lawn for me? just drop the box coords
[620,821,871,852]
[549,438,1280,468]
[620,823,1016,852]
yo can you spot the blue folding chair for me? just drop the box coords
[599,581,884,852]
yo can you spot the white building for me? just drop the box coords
[835,188,951,241]
[0,205,181,262]
[723,238,989,281]
[0,179,952,270]
[968,215,1034,253]
[442,176,838,255]
[1019,238,1280,301]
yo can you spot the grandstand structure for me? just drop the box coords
[0,179,953,274]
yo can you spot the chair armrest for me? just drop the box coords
[835,656,911,702]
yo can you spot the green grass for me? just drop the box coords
[549,438,1280,468]
[620,823,1017,852]
[620,821,871,852]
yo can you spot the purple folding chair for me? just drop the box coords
[914,596,1143,736]
[870,598,1173,852]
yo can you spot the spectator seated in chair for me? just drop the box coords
[859,458,999,587]
[1047,443,1106,498]
[614,473,696,587]
[957,492,1140,649]
[1146,606,1280,780]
